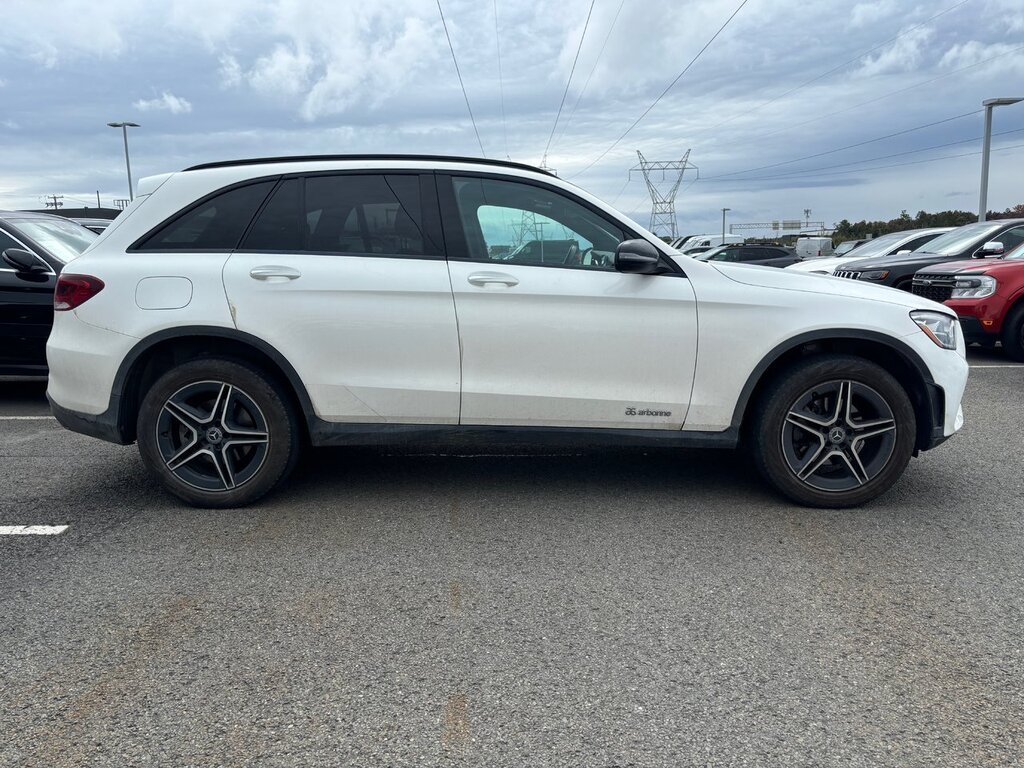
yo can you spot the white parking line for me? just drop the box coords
[0,415,55,420]
[0,525,69,535]
[969,364,1024,369]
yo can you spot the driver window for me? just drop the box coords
[452,176,625,269]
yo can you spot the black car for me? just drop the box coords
[1,211,97,375]
[694,243,800,268]
[835,219,1024,291]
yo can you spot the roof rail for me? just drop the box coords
[184,154,554,176]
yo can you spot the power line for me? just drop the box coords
[493,0,509,160]
[542,0,596,165]
[553,0,628,151]
[692,0,972,140]
[437,0,486,157]
[751,43,1024,144]
[700,140,1024,182]
[609,175,633,205]
[700,126,1024,182]
[703,109,982,180]
[571,0,750,178]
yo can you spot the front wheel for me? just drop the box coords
[751,355,916,508]
[1001,302,1024,362]
[137,358,300,508]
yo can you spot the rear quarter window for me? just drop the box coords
[137,181,276,250]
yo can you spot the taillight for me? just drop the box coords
[54,274,105,311]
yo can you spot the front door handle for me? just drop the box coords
[250,266,301,281]
[467,271,519,287]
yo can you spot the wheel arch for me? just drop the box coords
[112,326,315,444]
[731,329,942,452]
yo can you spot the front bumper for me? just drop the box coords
[945,296,1007,343]
[903,323,969,449]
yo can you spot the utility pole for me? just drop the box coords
[721,208,731,242]
[804,208,812,227]
[107,121,140,201]
[45,194,64,210]
[631,149,698,239]
[96,190,101,208]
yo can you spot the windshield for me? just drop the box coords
[11,218,97,263]
[833,241,860,256]
[912,222,1004,256]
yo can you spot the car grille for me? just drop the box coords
[911,274,954,302]
[834,270,861,280]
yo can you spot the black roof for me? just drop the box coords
[184,154,554,177]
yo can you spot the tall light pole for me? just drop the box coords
[107,121,140,201]
[721,207,731,241]
[979,98,1022,221]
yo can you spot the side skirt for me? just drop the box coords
[307,420,739,450]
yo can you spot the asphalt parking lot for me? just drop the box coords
[2,350,1022,767]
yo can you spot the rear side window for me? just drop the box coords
[139,181,275,250]
[240,174,429,256]
[305,175,425,255]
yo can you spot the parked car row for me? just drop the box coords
[785,218,1024,360]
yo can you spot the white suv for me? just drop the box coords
[47,155,968,508]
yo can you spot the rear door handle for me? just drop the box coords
[250,266,301,281]
[467,271,519,287]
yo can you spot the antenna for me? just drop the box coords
[631,150,698,238]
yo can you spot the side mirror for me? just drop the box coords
[2,248,47,274]
[615,239,663,274]
[975,241,1004,258]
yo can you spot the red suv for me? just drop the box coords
[911,241,1024,360]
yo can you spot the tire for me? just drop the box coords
[1001,302,1024,362]
[751,355,916,508]
[137,358,300,508]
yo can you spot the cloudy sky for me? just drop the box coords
[1,0,1022,235]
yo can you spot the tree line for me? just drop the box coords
[833,203,1024,242]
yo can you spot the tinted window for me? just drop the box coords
[0,229,23,255]
[996,225,1024,252]
[141,181,275,250]
[711,247,742,262]
[739,248,765,262]
[451,176,626,269]
[304,174,425,255]
[899,233,943,253]
[241,178,303,251]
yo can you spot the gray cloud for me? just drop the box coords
[0,0,1022,232]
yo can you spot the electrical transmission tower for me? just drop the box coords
[512,210,541,247]
[631,150,697,238]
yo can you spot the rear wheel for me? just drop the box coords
[751,355,916,508]
[137,358,300,508]
[1001,302,1024,361]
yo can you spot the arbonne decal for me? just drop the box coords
[625,407,672,417]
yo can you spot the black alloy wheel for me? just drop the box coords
[157,380,270,492]
[781,379,896,492]
[751,355,916,508]
[137,358,300,508]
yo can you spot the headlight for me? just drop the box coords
[860,270,889,280]
[950,274,996,299]
[911,310,958,350]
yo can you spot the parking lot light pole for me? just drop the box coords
[979,98,1022,222]
[721,208,730,242]
[107,121,140,201]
